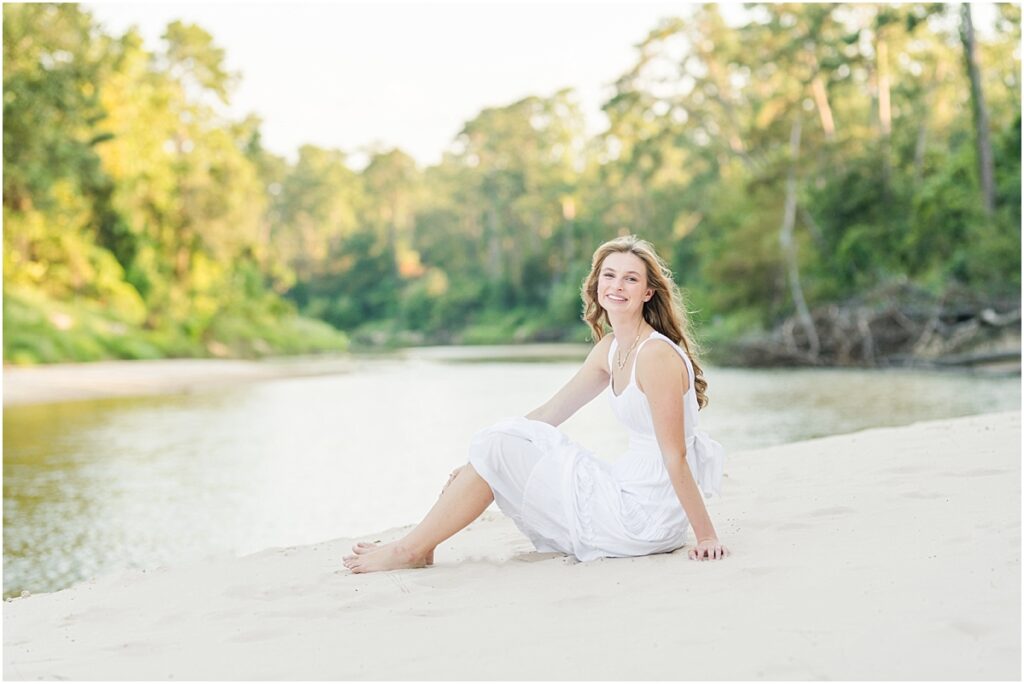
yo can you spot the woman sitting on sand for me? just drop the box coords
[344,235,729,572]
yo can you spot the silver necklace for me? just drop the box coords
[615,325,644,370]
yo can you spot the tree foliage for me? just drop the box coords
[3,3,1020,362]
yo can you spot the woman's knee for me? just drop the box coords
[471,430,530,458]
[440,464,467,497]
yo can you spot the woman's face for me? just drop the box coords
[598,251,652,314]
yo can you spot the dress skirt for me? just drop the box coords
[467,417,688,562]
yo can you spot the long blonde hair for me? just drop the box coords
[581,235,709,409]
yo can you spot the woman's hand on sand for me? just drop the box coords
[689,538,730,561]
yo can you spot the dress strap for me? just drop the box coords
[633,331,696,397]
[629,333,661,385]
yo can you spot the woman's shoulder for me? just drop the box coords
[636,335,691,392]
[648,330,687,353]
[638,333,690,371]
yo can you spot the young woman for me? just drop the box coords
[343,235,729,572]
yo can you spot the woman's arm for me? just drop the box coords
[636,342,729,560]
[525,337,612,427]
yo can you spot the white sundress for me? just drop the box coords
[467,330,725,562]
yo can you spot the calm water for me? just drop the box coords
[3,347,1020,597]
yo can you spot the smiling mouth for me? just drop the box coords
[606,294,627,302]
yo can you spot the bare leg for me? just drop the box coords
[342,464,493,573]
[350,466,468,564]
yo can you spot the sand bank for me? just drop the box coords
[2,357,359,406]
[3,411,1020,679]
[2,344,591,406]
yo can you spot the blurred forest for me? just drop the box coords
[3,3,1020,365]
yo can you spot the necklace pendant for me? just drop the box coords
[615,331,642,372]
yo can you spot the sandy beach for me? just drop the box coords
[3,410,1020,680]
[2,357,361,406]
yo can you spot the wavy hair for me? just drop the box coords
[581,235,708,409]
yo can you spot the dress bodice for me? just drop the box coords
[607,330,701,453]
[606,330,724,498]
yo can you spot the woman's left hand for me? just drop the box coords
[689,538,730,561]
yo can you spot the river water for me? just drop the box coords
[3,346,1019,596]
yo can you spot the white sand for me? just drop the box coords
[2,357,359,406]
[3,411,1020,680]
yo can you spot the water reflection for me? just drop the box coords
[3,351,1019,597]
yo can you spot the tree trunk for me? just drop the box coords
[960,3,997,216]
[876,31,893,194]
[779,114,820,359]
[811,74,836,141]
[877,37,892,137]
[912,71,932,187]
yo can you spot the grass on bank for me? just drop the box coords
[3,286,348,365]
[4,281,757,365]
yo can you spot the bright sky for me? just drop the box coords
[85,2,1001,170]
[86,1,702,168]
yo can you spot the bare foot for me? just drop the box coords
[342,543,430,573]
[350,541,434,565]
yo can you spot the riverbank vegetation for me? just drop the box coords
[3,4,1019,365]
